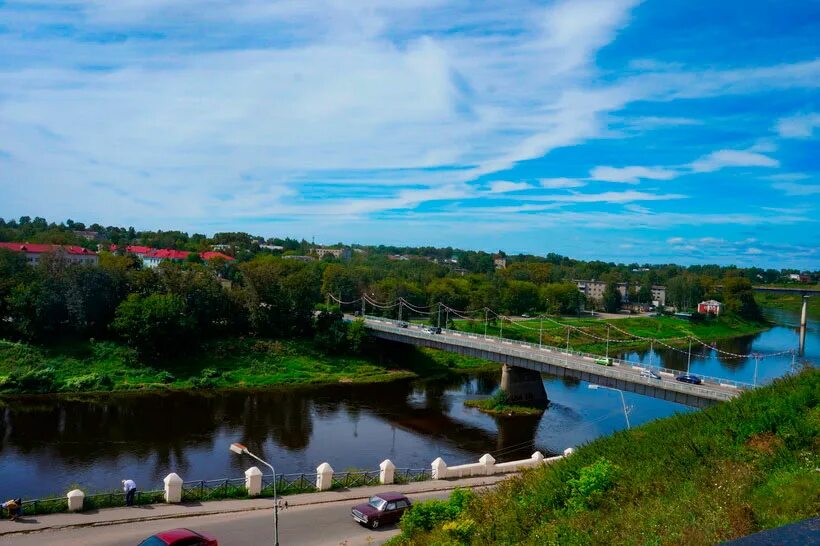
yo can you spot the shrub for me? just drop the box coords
[398,488,476,538]
[62,372,113,392]
[565,458,620,512]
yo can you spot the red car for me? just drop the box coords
[138,528,218,546]
[351,492,412,529]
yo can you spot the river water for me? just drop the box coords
[1,308,816,499]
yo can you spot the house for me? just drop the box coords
[109,244,155,260]
[142,248,191,268]
[283,255,317,262]
[211,244,233,251]
[73,230,101,241]
[200,251,235,262]
[259,244,284,251]
[697,300,724,315]
[451,268,469,276]
[0,242,99,266]
[314,247,352,260]
[493,256,507,269]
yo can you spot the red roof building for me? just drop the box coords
[200,251,235,261]
[0,242,99,266]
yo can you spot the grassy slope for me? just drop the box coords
[452,314,768,355]
[391,369,820,546]
[0,337,495,394]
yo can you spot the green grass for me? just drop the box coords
[0,336,496,395]
[464,390,545,416]
[388,369,820,546]
[451,313,768,356]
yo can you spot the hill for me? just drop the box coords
[388,369,820,545]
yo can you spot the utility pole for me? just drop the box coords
[484,308,488,338]
[398,299,403,322]
[437,303,441,329]
[686,337,692,374]
[539,316,543,349]
[565,327,570,366]
[361,295,365,317]
[649,340,654,368]
[605,324,610,360]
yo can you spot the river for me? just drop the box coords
[0,307,816,499]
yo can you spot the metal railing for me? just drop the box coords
[332,470,381,489]
[84,489,165,509]
[182,478,248,502]
[394,468,432,484]
[362,316,752,400]
[261,473,318,496]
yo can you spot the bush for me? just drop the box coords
[62,372,113,392]
[565,458,620,512]
[397,488,476,538]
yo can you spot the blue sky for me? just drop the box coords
[0,0,818,268]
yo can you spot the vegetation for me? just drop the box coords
[389,369,820,545]
[464,390,545,416]
[755,292,820,320]
[451,313,768,355]
[0,337,494,394]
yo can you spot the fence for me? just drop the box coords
[181,478,247,502]
[394,468,432,484]
[332,470,381,489]
[261,473,318,496]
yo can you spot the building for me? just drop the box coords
[283,255,317,262]
[73,230,101,241]
[108,244,154,260]
[259,244,284,251]
[142,249,191,268]
[697,300,724,315]
[493,256,507,269]
[200,251,235,262]
[314,247,352,260]
[575,280,666,307]
[0,242,99,266]
[211,244,233,252]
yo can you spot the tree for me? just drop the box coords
[112,293,194,358]
[503,280,539,315]
[722,277,762,320]
[540,283,584,315]
[637,284,653,304]
[602,282,622,313]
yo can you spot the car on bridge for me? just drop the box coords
[675,374,702,385]
[595,357,612,366]
[138,528,218,546]
[640,369,661,380]
[398,321,410,328]
[426,326,442,334]
[352,492,412,529]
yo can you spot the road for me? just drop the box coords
[0,491,450,546]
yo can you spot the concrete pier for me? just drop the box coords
[799,296,808,355]
[500,364,548,407]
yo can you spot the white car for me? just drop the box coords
[640,369,661,380]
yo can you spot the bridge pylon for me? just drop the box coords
[500,364,549,408]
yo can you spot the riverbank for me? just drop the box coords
[755,292,820,320]
[388,369,820,545]
[0,337,496,395]
[464,391,545,417]
[451,313,769,354]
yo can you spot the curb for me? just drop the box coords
[0,478,506,538]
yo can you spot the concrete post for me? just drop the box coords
[563,447,575,457]
[163,473,183,503]
[245,466,263,497]
[479,453,496,475]
[316,462,334,491]
[799,296,808,355]
[379,459,396,485]
[431,457,448,480]
[531,451,545,463]
[500,364,548,407]
[66,489,84,512]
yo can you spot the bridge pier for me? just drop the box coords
[500,364,549,407]
[799,296,808,355]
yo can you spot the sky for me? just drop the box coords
[0,0,818,268]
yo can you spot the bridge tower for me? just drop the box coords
[500,364,549,407]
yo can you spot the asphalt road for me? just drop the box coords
[1,491,450,546]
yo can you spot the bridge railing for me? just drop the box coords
[362,316,752,397]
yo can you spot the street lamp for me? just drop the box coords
[588,384,631,429]
[230,443,279,546]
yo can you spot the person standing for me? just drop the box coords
[122,479,137,506]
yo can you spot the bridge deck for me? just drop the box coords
[357,316,750,408]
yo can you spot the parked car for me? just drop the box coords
[352,493,412,529]
[640,369,661,380]
[675,374,702,385]
[521,313,531,318]
[138,529,218,546]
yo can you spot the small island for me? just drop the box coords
[464,391,546,416]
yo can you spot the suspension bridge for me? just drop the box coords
[330,295,799,409]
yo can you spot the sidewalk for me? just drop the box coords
[0,474,513,537]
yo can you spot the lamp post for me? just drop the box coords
[539,315,543,349]
[230,443,279,545]
[588,385,631,429]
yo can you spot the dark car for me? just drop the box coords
[398,321,410,328]
[427,326,442,334]
[138,528,218,546]
[352,492,412,529]
[675,374,702,385]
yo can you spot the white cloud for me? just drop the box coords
[666,237,685,244]
[589,165,679,183]
[689,150,779,173]
[772,182,820,196]
[539,177,586,189]
[776,113,820,138]
[746,248,763,255]
[488,180,532,193]
[529,190,687,204]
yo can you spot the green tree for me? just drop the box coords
[602,282,622,313]
[723,276,762,320]
[637,284,653,304]
[112,293,194,358]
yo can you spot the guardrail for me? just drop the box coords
[393,468,432,484]
[332,470,381,489]
[361,316,751,400]
[182,478,247,502]
[261,473,318,496]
